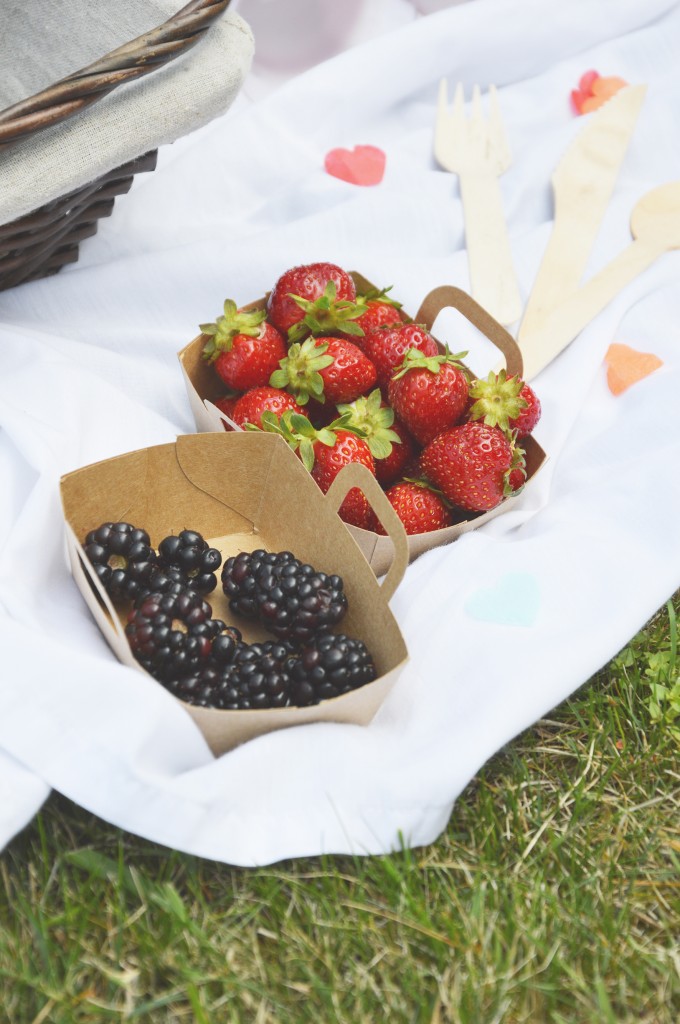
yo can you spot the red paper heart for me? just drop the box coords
[324,145,386,186]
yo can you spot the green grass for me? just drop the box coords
[1,593,679,1024]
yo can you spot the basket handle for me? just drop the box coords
[324,463,409,603]
[0,0,231,147]
[414,285,524,379]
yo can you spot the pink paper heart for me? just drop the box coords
[324,145,386,186]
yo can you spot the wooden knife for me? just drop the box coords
[518,84,647,341]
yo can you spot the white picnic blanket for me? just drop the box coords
[1,0,679,863]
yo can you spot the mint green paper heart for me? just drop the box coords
[465,572,540,628]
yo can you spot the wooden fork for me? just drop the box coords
[435,81,522,326]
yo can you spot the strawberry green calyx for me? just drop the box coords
[336,388,401,461]
[286,281,366,343]
[468,369,528,434]
[503,434,527,496]
[390,344,469,381]
[270,338,335,405]
[357,285,403,310]
[250,409,365,473]
[200,300,267,362]
[401,474,452,501]
[254,410,331,471]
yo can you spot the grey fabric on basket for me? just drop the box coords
[0,0,254,225]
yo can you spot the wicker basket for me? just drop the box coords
[0,0,242,291]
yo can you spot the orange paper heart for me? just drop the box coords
[605,343,663,395]
[324,145,386,186]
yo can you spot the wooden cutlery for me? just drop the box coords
[435,81,523,327]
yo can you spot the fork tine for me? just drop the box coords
[451,81,466,135]
[487,84,511,161]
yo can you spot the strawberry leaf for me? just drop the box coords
[336,389,398,456]
[357,285,402,309]
[298,439,315,472]
[469,369,527,433]
[285,281,365,342]
[199,301,267,362]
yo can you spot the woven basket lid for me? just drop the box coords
[0,0,254,226]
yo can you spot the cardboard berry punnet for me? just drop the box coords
[179,274,547,577]
[60,431,409,755]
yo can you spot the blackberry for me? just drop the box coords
[133,566,192,606]
[165,664,225,708]
[157,530,222,595]
[207,641,294,710]
[125,588,215,682]
[83,521,156,603]
[221,549,348,642]
[209,624,243,667]
[286,633,377,707]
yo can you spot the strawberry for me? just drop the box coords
[361,323,439,390]
[214,394,239,430]
[267,262,363,341]
[508,455,527,493]
[352,287,405,340]
[508,382,541,438]
[467,369,530,433]
[270,336,377,405]
[373,416,418,486]
[259,411,376,529]
[200,300,286,392]
[420,421,525,512]
[230,386,304,430]
[368,480,453,536]
[387,347,470,445]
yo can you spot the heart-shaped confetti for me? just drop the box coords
[571,71,629,115]
[604,343,663,395]
[464,572,540,628]
[324,145,386,186]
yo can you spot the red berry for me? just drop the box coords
[361,323,439,390]
[369,481,452,536]
[353,299,405,339]
[508,382,541,438]
[267,262,357,337]
[387,349,469,445]
[201,300,286,391]
[420,421,520,512]
[214,395,239,430]
[467,370,533,435]
[374,416,417,486]
[318,337,377,403]
[311,430,376,529]
[231,387,304,429]
[270,336,377,406]
[212,321,286,392]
